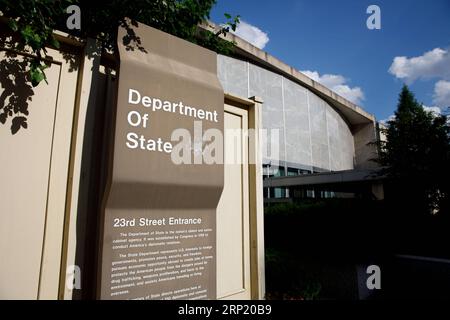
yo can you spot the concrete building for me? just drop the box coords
[211,23,381,201]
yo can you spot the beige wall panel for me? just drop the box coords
[38,48,80,299]
[0,50,61,299]
[217,107,250,300]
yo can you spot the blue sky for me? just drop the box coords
[210,0,450,121]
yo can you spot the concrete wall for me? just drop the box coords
[218,54,355,172]
[353,122,379,169]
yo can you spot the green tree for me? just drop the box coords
[378,85,450,216]
[1,0,239,84]
[0,0,239,133]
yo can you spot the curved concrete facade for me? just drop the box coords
[218,55,355,172]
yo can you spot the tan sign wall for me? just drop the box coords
[0,42,80,299]
[98,21,224,300]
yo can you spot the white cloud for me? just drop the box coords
[232,20,269,49]
[423,105,442,116]
[388,47,450,83]
[380,114,396,125]
[301,70,365,105]
[433,80,450,108]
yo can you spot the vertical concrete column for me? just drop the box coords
[353,121,379,169]
[249,96,266,299]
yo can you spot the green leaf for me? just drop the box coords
[20,25,34,42]
[30,68,45,87]
[8,19,19,32]
[39,63,49,71]
[50,36,60,49]
[224,13,231,19]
